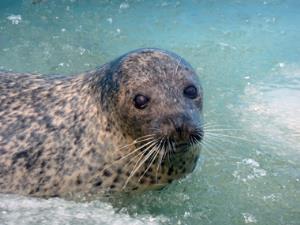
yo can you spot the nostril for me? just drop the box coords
[175,126,183,137]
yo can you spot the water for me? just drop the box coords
[0,0,300,224]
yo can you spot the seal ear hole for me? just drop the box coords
[183,85,198,99]
[133,94,150,109]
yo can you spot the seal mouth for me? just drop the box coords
[175,143,190,149]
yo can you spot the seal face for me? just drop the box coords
[0,48,204,197]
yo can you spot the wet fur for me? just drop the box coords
[0,48,203,198]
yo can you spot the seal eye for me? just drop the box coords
[134,94,150,109]
[183,85,198,99]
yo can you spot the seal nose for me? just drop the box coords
[160,114,193,143]
[175,124,183,138]
[171,118,187,141]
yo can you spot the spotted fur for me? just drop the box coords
[0,48,203,198]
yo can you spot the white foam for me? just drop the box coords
[0,194,165,225]
[233,158,267,182]
[119,2,130,10]
[242,158,260,167]
[242,213,257,224]
[6,15,22,24]
[239,63,300,152]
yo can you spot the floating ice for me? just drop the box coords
[0,194,164,225]
[79,47,86,55]
[242,213,257,224]
[239,63,300,153]
[6,14,22,24]
[242,158,260,167]
[107,18,113,24]
[233,158,267,182]
[120,2,129,9]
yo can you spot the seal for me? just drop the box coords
[0,48,204,198]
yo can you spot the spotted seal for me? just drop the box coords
[0,48,204,198]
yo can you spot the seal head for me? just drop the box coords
[93,48,204,191]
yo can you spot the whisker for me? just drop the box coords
[123,140,159,189]
[138,145,160,183]
[124,148,156,189]
[204,134,241,147]
[155,137,166,182]
[204,132,257,144]
[204,128,242,132]
[201,138,223,152]
[202,123,234,130]
[102,137,158,173]
[116,134,156,151]
[199,140,223,157]
[113,138,158,164]
[166,137,172,163]
[162,138,168,161]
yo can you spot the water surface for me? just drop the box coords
[0,0,299,224]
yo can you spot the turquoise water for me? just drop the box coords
[0,0,300,224]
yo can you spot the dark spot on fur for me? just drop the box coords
[139,178,145,184]
[105,124,111,132]
[150,179,156,184]
[76,176,82,185]
[0,148,7,155]
[167,166,174,176]
[144,172,150,178]
[12,105,21,110]
[134,172,140,177]
[114,155,121,161]
[103,169,112,177]
[117,168,122,174]
[94,179,102,187]
[41,161,46,168]
[17,134,25,141]
[55,110,64,116]
[12,150,29,165]
[73,113,78,121]
[113,176,119,183]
